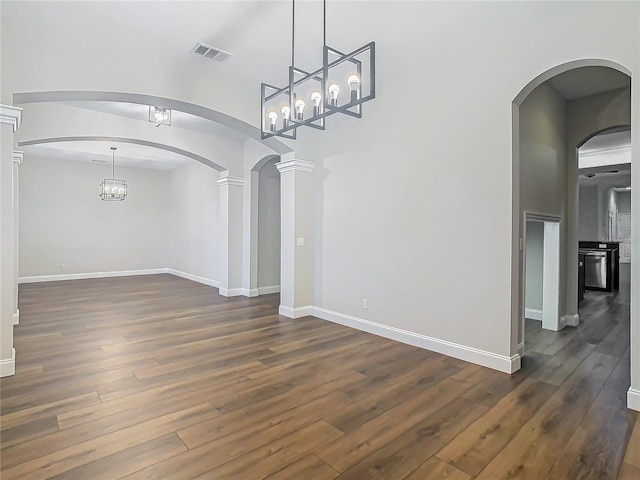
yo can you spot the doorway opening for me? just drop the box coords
[523,215,561,355]
[512,61,636,420]
[249,155,281,297]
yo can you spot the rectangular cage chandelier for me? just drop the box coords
[261,0,375,140]
[99,147,128,201]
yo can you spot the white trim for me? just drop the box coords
[628,389,640,411]
[0,349,16,377]
[12,309,19,326]
[243,288,259,297]
[18,269,167,284]
[219,287,244,297]
[0,105,23,132]
[542,220,561,331]
[311,306,520,374]
[258,285,280,295]
[580,144,630,157]
[525,308,543,321]
[13,150,24,165]
[166,269,220,288]
[275,159,314,174]
[517,342,525,358]
[217,175,245,187]
[279,305,313,318]
[562,314,580,327]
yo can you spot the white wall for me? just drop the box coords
[19,156,170,277]
[257,159,280,289]
[519,84,568,221]
[303,1,639,362]
[578,185,599,240]
[525,221,544,313]
[517,81,567,339]
[618,191,631,213]
[603,188,618,240]
[168,161,221,283]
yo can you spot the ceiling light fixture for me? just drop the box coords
[261,0,375,139]
[99,147,128,201]
[149,106,171,127]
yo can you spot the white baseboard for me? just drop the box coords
[13,309,19,325]
[0,348,16,377]
[525,308,542,321]
[311,306,520,374]
[279,305,313,319]
[628,388,640,412]
[237,286,280,297]
[258,285,280,295]
[167,269,220,288]
[18,269,167,284]
[517,342,525,358]
[562,314,580,327]
[219,287,245,297]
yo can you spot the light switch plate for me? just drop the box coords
[296,237,305,247]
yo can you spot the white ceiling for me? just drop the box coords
[18,101,248,170]
[60,101,247,140]
[22,142,190,171]
[548,66,630,100]
[580,130,631,153]
[3,2,634,170]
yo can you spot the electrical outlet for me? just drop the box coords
[60,263,66,272]
[362,298,368,309]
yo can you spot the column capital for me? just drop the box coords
[0,105,23,132]
[217,175,245,187]
[276,159,313,174]
[12,151,23,165]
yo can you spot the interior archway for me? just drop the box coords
[246,155,281,296]
[511,59,634,409]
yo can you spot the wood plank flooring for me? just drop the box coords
[0,269,637,479]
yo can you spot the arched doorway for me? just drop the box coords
[511,60,636,410]
[247,154,282,297]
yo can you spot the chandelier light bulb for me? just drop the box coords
[295,98,305,120]
[328,83,340,106]
[268,111,278,131]
[281,105,290,127]
[347,74,360,89]
[311,91,322,116]
[348,74,361,102]
[311,91,322,106]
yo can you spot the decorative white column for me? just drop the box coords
[0,105,22,377]
[276,159,314,318]
[217,173,245,297]
[12,151,23,326]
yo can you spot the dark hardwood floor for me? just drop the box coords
[0,270,637,479]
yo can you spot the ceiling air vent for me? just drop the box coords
[191,42,233,62]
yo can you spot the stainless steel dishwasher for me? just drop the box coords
[583,251,607,289]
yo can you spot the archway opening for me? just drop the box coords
[512,61,635,420]
[248,155,282,297]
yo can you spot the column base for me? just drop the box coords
[279,305,313,318]
[562,314,580,327]
[0,348,16,377]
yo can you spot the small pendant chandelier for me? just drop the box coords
[149,106,171,127]
[261,0,376,140]
[99,147,128,201]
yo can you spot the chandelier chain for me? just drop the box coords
[291,0,295,68]
[323,0,326,47]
